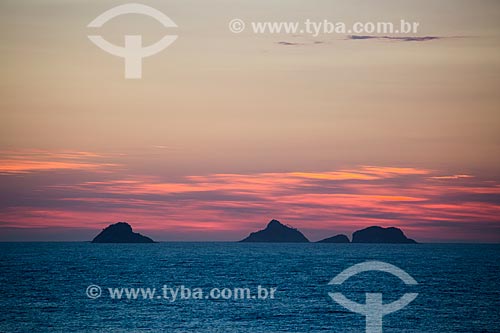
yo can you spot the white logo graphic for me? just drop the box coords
[87,3,178,79]
[86,284,102,299]
[328,261,418,333]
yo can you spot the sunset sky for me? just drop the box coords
[1,0,499,242]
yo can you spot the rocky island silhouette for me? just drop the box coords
[317,234,350,243]
[239,219,310,243]
[91,222,155,243]
[351,226,417,243]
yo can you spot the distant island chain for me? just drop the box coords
[92,220,417,244]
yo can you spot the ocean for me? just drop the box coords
[1,243,499,332]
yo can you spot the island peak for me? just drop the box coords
[91,222,155,243]
[317,234,350,243]
[240,219,309,243]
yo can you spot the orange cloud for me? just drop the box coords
[0,150,117,174]
[429,174,474,180]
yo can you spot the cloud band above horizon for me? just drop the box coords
[0,150,499,243]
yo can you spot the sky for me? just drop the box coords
[1,0,499,242]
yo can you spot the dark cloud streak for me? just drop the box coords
[348,35,445,42]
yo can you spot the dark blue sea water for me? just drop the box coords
[1,243,499,332]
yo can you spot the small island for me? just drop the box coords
[91,222,155,243]
[317,234,350,243]
[352,226,417,244]
[240,219,310,243]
